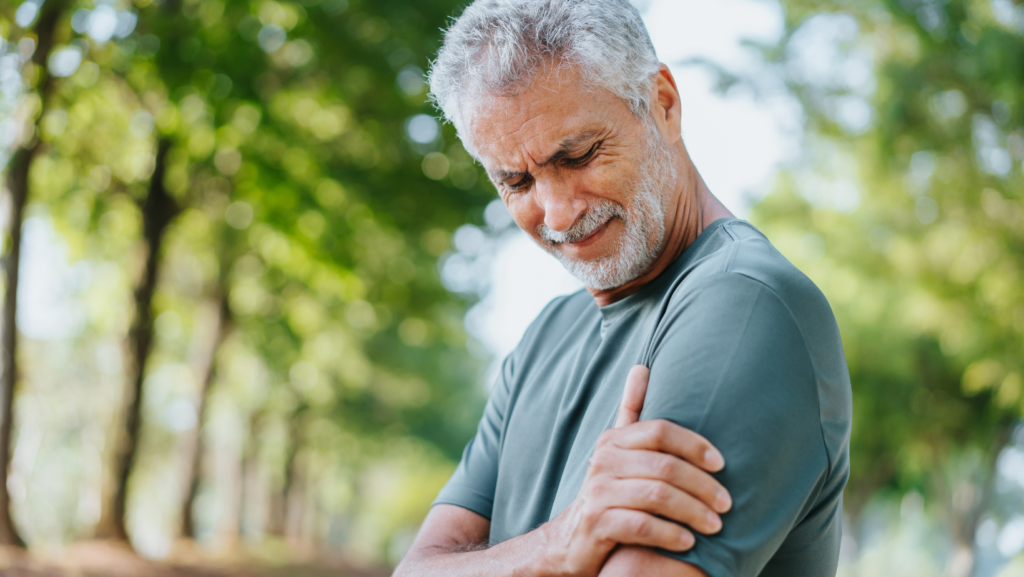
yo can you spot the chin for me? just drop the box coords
[552,251,651,291]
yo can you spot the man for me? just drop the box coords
[394,1,852,575]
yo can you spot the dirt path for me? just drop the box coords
[0,542,391,577]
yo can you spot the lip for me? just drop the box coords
[566,219,611,249]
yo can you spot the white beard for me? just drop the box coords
[536,121,677,291]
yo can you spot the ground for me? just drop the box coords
[0,542,391,577]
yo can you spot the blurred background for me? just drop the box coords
[0,0,1022,575]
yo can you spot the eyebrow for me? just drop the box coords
[489,130,602,182]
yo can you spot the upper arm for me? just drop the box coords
[431,353,515,518]
[600,546,708,577]
[639,275,830,576]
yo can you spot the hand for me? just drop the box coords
[536,366,731,577]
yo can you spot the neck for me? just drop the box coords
[587,154,734,307]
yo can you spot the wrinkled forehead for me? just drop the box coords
[460,68,635,169]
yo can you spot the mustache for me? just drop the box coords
[536,201,626,244]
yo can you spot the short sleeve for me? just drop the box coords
[431,353,514,520]
[639,274,829,577]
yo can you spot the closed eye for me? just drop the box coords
[562,141,601,168]
[506,174,533,191]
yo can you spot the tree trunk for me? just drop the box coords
[179,289,231,539]
[94,138,178,541]
[0,151,31,551]
[944,421,1013,577]
[299,459,323,557]
[285,450,307,548]
[240,412,266,543]
[270,412,305,538]
[0,0,70,548]
[214,412,244,551]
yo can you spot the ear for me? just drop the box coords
[649,63,683,145]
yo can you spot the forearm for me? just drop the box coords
[394,528,556,577]
[598,546,707,577]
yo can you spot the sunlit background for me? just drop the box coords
[1,0,1023,575]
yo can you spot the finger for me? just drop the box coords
[597,508,695,552]
[613,420,725,473]
[602,478,722,535]
[614,365,649,428]
[596,448,731,513]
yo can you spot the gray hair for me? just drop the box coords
[427,0,660,150]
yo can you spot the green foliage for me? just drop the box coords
[1,0,493,557]
[752,0,1024,515]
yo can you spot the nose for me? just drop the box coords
[535,175,587,232]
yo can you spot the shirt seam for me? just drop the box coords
[719,221,742,273]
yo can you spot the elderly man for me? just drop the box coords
[394,1,852,576]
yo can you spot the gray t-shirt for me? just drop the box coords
[434,218,852,577]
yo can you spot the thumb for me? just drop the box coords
[614,365,650,428]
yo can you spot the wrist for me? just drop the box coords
[516,521,565,577]
[534,519,584,577]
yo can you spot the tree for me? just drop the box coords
[749,0,1023,572]
[179,281,231,540]
[100,0,492,549]
[1,0,493,556]
[97,137,177,540]
[0,0,72,547]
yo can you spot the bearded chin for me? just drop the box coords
[548,191,664,290]
[544,124,675,291]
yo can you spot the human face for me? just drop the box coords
[466,67,678,290]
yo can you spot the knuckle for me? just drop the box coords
[628,515,650,539]
[677,429,698,452]
[589,449,611,471]
[653,455,676,479]
[692,434,713,455]
[694,438,711,458]
[586,476,609,497]
[646,481,668,503]
[593,516,613,541]
[639,425,660,447]
[581,506,603,528]
[653,420,672,445]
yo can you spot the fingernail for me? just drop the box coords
[704,450,724,470]
[680,532,694,550]
[715,491,732,512]
[707,512,721,533]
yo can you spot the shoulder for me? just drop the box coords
[680,220,832,322]
[654,221,843,377]
[649,270,816,391]
[650,220,851,480]
[647,219,849,403]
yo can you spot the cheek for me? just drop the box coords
[579,162,635,202]
[505,195,541,234]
